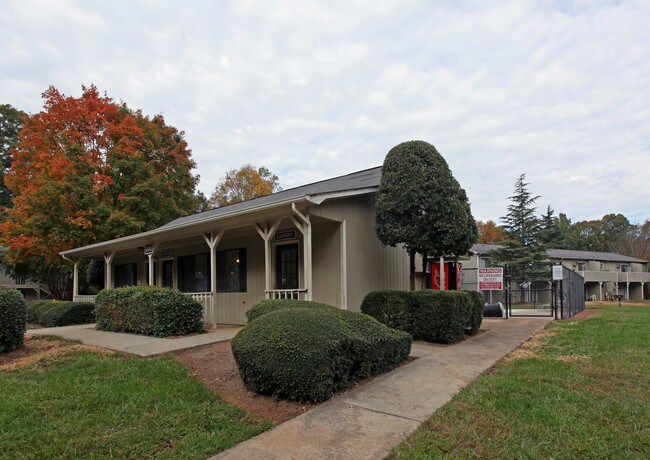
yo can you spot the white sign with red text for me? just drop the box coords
[478,267,504,290]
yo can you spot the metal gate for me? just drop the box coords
[505,263,585,319]
[505,263,554,317]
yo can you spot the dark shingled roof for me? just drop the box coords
[469,244,647,264]
[158,166,382,231]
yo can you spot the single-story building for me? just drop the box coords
[61,166,419,325]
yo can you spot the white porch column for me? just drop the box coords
[255,219,282,296]
[203,230,225,324]
[73,259,79,300]
[146,244,158,286]
[439,256,445,291]
[291,203,312,301]
[104,251,115,289]
[599,281,603,301]
[340,219,348,309]
[641,282,645,300]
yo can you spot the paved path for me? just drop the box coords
[28,324,240,356]
[213,317,552,460]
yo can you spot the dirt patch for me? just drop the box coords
[174,341,314,424]
[571,308,600,320]
[504,328,558,361]
[0,335,112,372]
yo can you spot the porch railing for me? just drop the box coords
[188,292,213,322]
[0,274,41,289]
[74,295,98,304]
[265,289,308,300]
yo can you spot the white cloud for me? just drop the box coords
[1,0,648,224]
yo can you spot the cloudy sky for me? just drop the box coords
[2,0,649,223]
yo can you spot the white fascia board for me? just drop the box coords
[305,187,378,205]
[59,196,309,258]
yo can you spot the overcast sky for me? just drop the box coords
[2,0,649,224]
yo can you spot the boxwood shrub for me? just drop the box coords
[245,298,336,323]
[26,300,95,327]
[463,290,484,335]
[362,289,480,344]
[360,290,415,331]
[0,288,27,353]
[231,306,412,403]
[95,286,203,337]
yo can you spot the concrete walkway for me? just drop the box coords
[213,317,552,460]
[28,324,240,356]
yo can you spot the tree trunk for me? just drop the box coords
[420,250,428,289]
[409,249,416,291]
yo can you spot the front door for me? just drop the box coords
[276,243,299,289]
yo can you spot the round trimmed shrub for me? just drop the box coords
[411,290,467,344]
[232,307,412,403]
[0,288,27,353]
[245,298,336,323]
[95,286,203,337]
[360,290,415,331]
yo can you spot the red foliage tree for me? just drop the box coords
[477,219,506,244]
[0,85,199,298]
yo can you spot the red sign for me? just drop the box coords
[478,267,503,290]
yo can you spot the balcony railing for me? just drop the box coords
[0,274,41,289]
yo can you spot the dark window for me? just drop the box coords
[114,263,137,287]
[578,262,586,271]
[162,260,174,288]
[217,248,246,292]
[276,243,299,289]
[178,253,210,292]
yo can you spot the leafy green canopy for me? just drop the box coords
[0,103,27,209]
[375,140,478,259]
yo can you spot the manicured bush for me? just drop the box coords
[463,290,484,335]
[0,288,27,353]
[362,289,478,344]
[95,286,203,337]
[245,298,336,323]
[360,290,415,331]
[411,290,466,344]
[232,306,412,403]
[26,301,95,327]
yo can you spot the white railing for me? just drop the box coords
[0,274,41,289]
[74,295,97,304]
[265,289,308,300]
[188,292,213,322]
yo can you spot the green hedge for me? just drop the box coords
[232,305,412,403]
[26,301,95,327]
[95,286,203,337]
[362,289,480,344]
[0,288,27,353]
[463,290,484,335]
[245,298,336,323]
[359,290,415,331]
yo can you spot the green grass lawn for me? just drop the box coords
[392,304,650,459]
[0,339,272,459]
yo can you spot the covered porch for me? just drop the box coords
[62,201,346,326]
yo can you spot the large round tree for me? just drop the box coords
[375,140,478,290]
[0,85,199,298]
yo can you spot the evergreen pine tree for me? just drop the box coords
[492,174,547,265]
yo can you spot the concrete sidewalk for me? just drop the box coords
[213,317,552,460]
[29,324,240,356]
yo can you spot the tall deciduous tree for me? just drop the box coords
[493,174,547,266]
[375,140,478,290]
[0,85,199,298]
[477,219,506,244]
[0,104,27,210]
[209,164,281,208]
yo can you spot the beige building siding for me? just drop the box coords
[313,195,410,310]
[311,220,342,307]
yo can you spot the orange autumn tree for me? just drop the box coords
[476,219,507,244]
[0,85,199,299]
[209,164,281,208]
